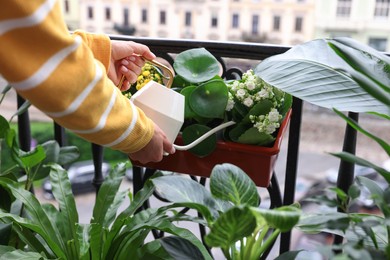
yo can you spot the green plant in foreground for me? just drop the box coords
[151,163,301,260]
[270,38,390,259]
[0,88,211,259]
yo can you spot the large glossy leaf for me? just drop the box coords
[210,164,260,207]
[189,80,228,119]
[92,162,126,227]
[174,48,220,83]
[152,175,218,214]
[204,206,256,248]
[254,38,390,114]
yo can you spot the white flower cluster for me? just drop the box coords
[226,69,284,135]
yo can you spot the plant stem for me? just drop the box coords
[251,229,280,259]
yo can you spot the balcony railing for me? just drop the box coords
[15,35,360,257]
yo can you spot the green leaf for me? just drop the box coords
[58,146,80,165]
[0,245,14,256]
[180,86,198,119]
[181,124,217,157]
[330,152,390,183]
[48,164,79,257]
[76,224,91,260]
[254,38,390,114]
[152,175,217,219]
[275,250,304,260]
[89,223,103,260]
[174,48,220,83]
[189,80,228,119]
[0,224,12,245]
[92,163,126,227]
[333,108,390,157]
[210,163,260,206]
[19,145,46,168]
[328,38,390,92]
[0,211,65,259]
[237,127,275,146]
[0,116,9,139]
[103,177,158,258]
[252,206,300,232]
[348,184,361,201]
[204,206,256,248]
[357,176,384,198]
[138,240,173,260]
[10,100,31,121]
[242,100,274,124]
[160,236,205,260]
[0,249,44,260]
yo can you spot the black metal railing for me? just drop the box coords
[15,36,359,257]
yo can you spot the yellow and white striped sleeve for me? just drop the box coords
[0,0,154,154]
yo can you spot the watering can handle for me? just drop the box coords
[117,57,174,89]
[172,121,236,151]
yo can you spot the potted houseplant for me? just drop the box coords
[126,48,292,187]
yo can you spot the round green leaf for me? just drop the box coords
[182,124,217,157]
[189,80,228,119]
[180,86,198,119]
[174,48,220,83]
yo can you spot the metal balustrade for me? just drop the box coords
[14,36,359,258]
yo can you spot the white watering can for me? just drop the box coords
[118,58,235,152]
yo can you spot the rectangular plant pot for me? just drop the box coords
[132,110,291,187]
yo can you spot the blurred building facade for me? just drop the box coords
[60,0,390,51]
[315,0,390,51]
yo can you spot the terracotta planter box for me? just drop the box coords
[133,110,291,187]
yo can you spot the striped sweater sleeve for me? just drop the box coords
[0,0,154,154]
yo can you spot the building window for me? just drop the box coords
[87,6,93,19]
[232,13,239,28]
[211,15,218,28]
[64,0,70,13]
[294,16,303,32]
[160,10,166,25]
[374,0,390,17]
[123,8,129,26]
[141,9,148,23]
[369,37,388,51]
[252,14,259,35]
[105,7,111,21]
[185,11,192,26]
[336,0,352,17]
[273,15,281,31]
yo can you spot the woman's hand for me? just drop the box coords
[128,122,175,164]
[108,40,156,91]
